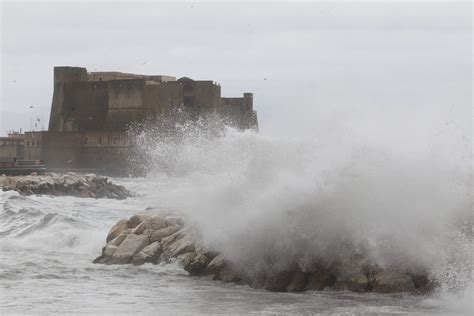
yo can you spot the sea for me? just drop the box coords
[1,129,472,314]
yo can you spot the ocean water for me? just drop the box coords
[0,129,472,314]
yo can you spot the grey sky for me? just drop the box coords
[1,1,471,144]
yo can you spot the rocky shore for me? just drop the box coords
[0,173,131,199]
[94,210,436,294]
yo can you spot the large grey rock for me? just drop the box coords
[373,270,415,293]
[132,215,168,235]
[177,252,197,268]
[108,234,150,264]
[132,241,163,266]
[106,219,129,242]
[264,271,294,292]
[218,264,241,283]
[287,270,308,292]
[149,225,181,242]
[205,254,227,276]
[184,253,212,276]
[306,270,336,291]
[109,229,131,247]
[332,270,369,293]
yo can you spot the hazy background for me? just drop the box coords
[0,1,472,143]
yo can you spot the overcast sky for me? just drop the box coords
[0,1,471,145]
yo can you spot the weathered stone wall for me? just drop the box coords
[144,82,184,117]
[61,81,109,131]
[49,67,89,132]
[193,81,221,114]
[105,79,145,130]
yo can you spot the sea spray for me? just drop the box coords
[129,116,472,294]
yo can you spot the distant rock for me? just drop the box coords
[0,173,131,199]
[93,210,437,295]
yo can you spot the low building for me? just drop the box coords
[0,132,25,161]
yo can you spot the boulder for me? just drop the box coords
[264,271,294,292]
[287,270,308,292]
[332,270,369,293]
[106,219,129,242]
[184,253,212,276]
[373,270,415,293]
[108,234,150,264]
[132,215,168,235]
[218,264,241,283]
[205,253,227,276]
[132,241,163,266]
[109,229,131,246]
[306,270,336,291]
[177,252,197,268]
[128,214,147,229]
[149,225,181,242]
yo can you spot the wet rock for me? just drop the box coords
[205,254,227,276]
[108,234,150,264]
[218,264,241,283]
[373,270,415,293]
[287,270,308,292]
[149,225,181,242]
[0,174,132,199]
[132,241,163,266]
[128,214,147,229]
[332,270,369,293]
[109,229,131,247]
[264,271,294,292]
[177,252,197,268]
[184,253,212,276]
[132,215,168,235]
[106,219,129,243]
[306,270,337,291]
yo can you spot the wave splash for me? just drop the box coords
[133,118,472,295]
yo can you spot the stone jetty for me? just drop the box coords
[0,173,131,199]
[94,210,436,294]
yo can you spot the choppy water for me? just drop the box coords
[1,129,473,314]
[0,186,462,315]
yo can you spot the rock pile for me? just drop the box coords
[94,211,436,294]
[0,173,131,199]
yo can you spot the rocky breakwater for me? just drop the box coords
[94,211,437,294]
[0,173,131,199]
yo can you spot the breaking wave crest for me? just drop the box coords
[133,119,472,299]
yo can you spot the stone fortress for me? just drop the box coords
[4,66,258,174]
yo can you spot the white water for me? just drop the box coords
[1,128,472,314]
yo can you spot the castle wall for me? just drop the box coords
[144,82,183,117]
[81,131,131,172]
[221,93,256,129]
[193,81,221,114]
[61,81,109,132]
[105,79,145,130]
[49,67,89,131]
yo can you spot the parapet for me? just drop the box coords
[54,66,88,84]
[88,72,176,83]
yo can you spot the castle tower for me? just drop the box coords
[48,67,88,131]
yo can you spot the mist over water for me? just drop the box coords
[133,113,472,301]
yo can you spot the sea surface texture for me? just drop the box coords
[1,129,472,314]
